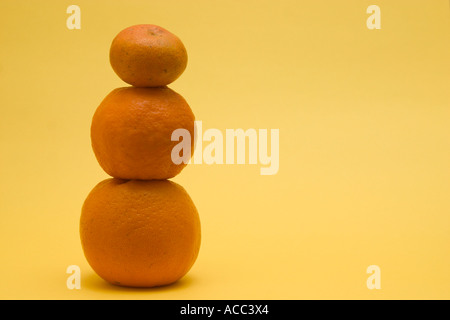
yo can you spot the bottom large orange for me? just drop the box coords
[80,178,201,287]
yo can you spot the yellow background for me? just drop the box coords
[0,0,449,299]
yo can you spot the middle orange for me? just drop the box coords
[91,86,195,180]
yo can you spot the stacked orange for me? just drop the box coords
[80,25,201,288]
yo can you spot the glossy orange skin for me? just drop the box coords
[80,178,201,287]
[110,24,188,87]
[90,86,195,180]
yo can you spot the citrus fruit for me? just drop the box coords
[91,86,195,180]
[80,178,201,287]
[110,24,188,87]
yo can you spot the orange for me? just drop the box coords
[110,24,188,87]
[91,86,195,180]
[80,178,201,287]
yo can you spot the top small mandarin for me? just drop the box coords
[109,24,188,87]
